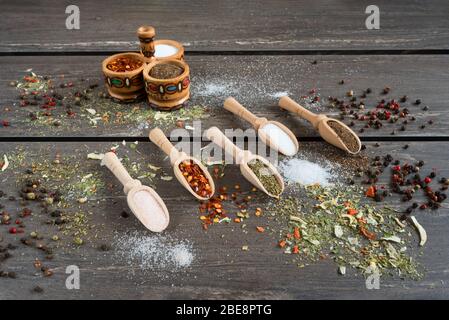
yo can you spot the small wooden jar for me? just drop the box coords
[102,52,146,101]
[143,59,190,110]
[137,26,156,62]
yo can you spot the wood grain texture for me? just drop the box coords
[0,141,448,299]
[0,54,448,138]
[0,0,448,52]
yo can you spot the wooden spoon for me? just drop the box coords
[205,126,284,198]
[279,96,361,155]
[149,128,215,200]
[102,152,169,232]
[223,97,299,156]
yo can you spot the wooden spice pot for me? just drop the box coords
[143,59,190,110]
[102,52,146,102]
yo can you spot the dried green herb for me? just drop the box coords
[247,159,281,196]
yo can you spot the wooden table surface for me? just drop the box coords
[1,0,448,300]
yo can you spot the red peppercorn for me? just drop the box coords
[392,165,401,171]
[9,227,17,234]
[424,177,432,184]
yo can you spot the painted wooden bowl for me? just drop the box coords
[143,59,190,110]
[102,52,146,102]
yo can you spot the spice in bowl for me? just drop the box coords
[327,120,359,153]
[106,57,143,72]
[179,160,213,198]
[247,159,282,196]
[150,63,184,79]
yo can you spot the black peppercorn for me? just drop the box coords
[374,193,384,202]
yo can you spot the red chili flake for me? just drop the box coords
[293,227,301,239]
[360,226,376,240]
[292,245,299,254]
[365,186,376,198]
[256,226,265,233]
[347,208,358,216]
[278,240,287,248]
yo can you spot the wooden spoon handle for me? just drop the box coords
[102,152,141,194]
[224,97,261,129]
[279,96,320,126]
[205,127,245,161]
[149,128,176,156]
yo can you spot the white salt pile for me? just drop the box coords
[113,231,194,275]
[154,44,178,58]
[260,123,298,156]
[279,158,333,186]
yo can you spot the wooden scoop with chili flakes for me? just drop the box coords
[149,128,215,200]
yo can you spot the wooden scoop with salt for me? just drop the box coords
[223,97,299,156]
[279,96,361,155]
[149,128,215,200]
[205,126,284,198]
[102,152,169,232]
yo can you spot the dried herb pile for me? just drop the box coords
[271,184,423,279]
[4,71,209,131]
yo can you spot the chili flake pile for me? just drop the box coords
[106,57,143,72]
[272,184,423,279]
[199,178,262,230]
[179,160,213,198]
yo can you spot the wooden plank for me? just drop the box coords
[1,55,448,138]
[1,0,449,52]
[0,141,448,299]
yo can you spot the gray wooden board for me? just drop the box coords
[1,54,448,138]
[1,0,449,52]
[0,141,448,299]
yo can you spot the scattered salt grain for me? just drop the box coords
[113,231,195,277]
[279,158,333,186]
